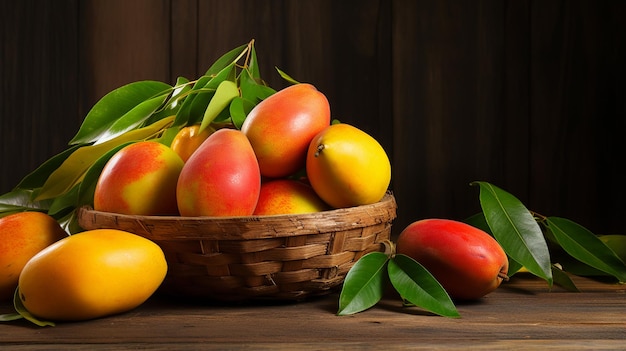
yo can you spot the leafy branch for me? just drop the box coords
[0,39,278,232]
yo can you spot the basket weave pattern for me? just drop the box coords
[77,192,397,301]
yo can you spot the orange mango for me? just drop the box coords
[176,129,261,216]
[241,83,331,178]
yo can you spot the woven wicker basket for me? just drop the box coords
[76,192,397,301]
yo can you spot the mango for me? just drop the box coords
[396,219,509,300]
[241,83,331,178]
[170,124,215,162]
[94,141,184,215]
[18,229,167,321]
[253,179,330,215]
[176,128,261,216]
[0,212,68,301]
[306,123,391,208]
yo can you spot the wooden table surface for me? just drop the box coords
[0,274,624,350]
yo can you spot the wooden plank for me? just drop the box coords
[0,0,80,194]
[170,0,199,83]
[390,0,529,232]
[529,1,626,234]
[78,0,172,113]
[0,275,623,349]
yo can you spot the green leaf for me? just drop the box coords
[229,97,254,130]
[471,181,553,286]
[205,43,249,76]
[337,252,389,316]
[240,68,275,104]
[15,145,81,190]
[94,92,171,144]
[507,258,524,277]
[388,254,460,318]
[275,67,300,85]
[177,65,236,127]
[47,183,79,217]
[148,76,191,122]
[199,80,239,132]
[36,117,174,201]
[551,264,580,292]
[0,189,53,214]
[69,81,172,145]
[247,44,261,79]
[546,217,626,283]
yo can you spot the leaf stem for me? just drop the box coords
[381,239,396,258]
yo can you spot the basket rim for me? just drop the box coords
[77,191,397,241]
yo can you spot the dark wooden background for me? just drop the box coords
[1,0,624,236]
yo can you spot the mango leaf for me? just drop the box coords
[247,44,261,79]
[35,117,174,201]
[240,69,274,103]
[154,76,191,116]
[144,77,191,125]
[471,181,553,286]
[199,80,239,132]
[276,67,300,85]
[155,127,181,147]
[205,42,249,76]
[551,264,580,292]
[58,209,83,234]
[337,252,389,316]
[69,81,172,145]
[546,217,626,283]
[172,76,211,127]
[47,184,79,217]
[507,258,524,277]
[94,92,171,144]
[230,97,255,129]
[14,145,81,190]
[388,254,460,318]
[0,189,53,214]
[178,65,236,127]
[12,288,54,327]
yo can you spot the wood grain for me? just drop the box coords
[0,275,623,349]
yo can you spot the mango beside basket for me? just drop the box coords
[77,192,397,301]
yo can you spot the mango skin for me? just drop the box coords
[0,212,68,301]
[241,83,331,178]
[94,141,184,215]
[253,179,330,215]
[306,123,391,208]
[18,229,167,321]
[170,124,215,162]
[396,219,509,300]
[176,129,261,217]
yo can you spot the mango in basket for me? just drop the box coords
[94,141,184,216]
[306,123,391,208]
[170,124,215,163]
[242,83,331,178]
[17,229,167,322]
[0,212,68,301]
[177,128,261,217]
[253,179,330,215]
